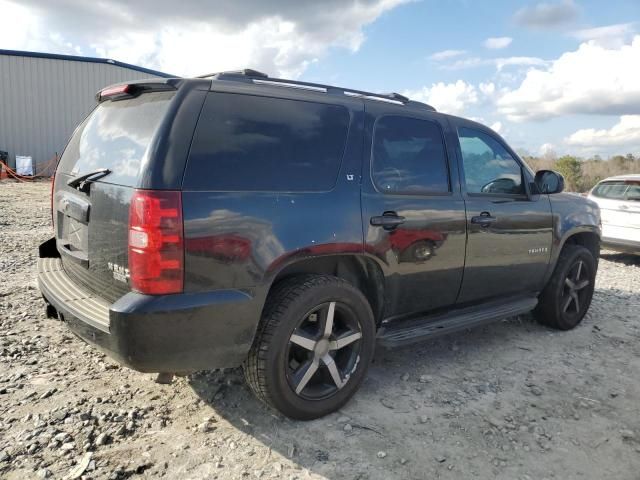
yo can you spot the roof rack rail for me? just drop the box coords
[198,69,436,111]
[197,68,268,79]
[382,92,409,103]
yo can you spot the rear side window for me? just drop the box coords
[58,92,174,187]
[592,180,640,200]
[371,116,450,194]
[184,93,350,191]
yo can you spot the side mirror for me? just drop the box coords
[534,170,564,194]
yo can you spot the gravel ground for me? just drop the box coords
[1,180,639,480]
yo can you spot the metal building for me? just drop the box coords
[0,49,172,174]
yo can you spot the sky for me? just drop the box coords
[1,0,639,158]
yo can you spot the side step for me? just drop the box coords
[377,297,538,348]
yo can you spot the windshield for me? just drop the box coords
[58,91,175,186]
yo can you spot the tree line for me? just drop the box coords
[522,153,640,192]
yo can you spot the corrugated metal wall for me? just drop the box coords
[0,54,164,174]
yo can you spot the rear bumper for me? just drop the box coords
[601,237,640,254]
[37,239,261,373]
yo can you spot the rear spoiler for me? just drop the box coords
[96,79,181,102]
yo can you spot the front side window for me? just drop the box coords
[458,127,524,195]
[371,116,450,194]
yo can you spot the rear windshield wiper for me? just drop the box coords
[67,168,112,192]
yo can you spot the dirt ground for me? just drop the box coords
[1,180,639,480]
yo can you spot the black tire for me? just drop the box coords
[243,274,376,420]
[534,245,596,330]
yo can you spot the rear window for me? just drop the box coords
[592,180,640,200]
[184,93,350,191]
[58,92,175,186]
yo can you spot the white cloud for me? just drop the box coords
[484,37,512,49]
[514,0,579,29]
[404,81,478,115]
[490,121,503,133]
[0,1,84,55]
[497,36,640,121]
[468,116,486,124]
[539,143,557,156]
[479,82,496,96]
[443,56,547,71]
[565,116,640,148]
[0,0,408,78]
[494,56,547,71]
[429,49,467,61]
[571,22,636,47]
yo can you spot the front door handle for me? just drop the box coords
[370,213,406,230]
[471,212,497,227]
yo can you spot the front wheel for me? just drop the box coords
[243,275,376,420]
[534,245,597,330]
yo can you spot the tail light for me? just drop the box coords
[128,190,184,295]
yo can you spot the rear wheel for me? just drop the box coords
[243,275,375,420]
[534,245,596,330]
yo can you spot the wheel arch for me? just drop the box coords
[544,226,600,285]
[265,254,386,327]
[561,230,600,260]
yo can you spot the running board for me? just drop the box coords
[377,297,538,348]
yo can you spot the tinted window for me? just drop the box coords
[371,116,449,194]
[458,127,524,195]
[592,180,640,200]
[58,92,174,186]
[184,93,350,191]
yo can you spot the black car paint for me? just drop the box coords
[182,88,365,294]
[447,116,554,303]
[55,178,133,303]
[546,192,601,281]
[360,101,467,317]
[39,77,601,373]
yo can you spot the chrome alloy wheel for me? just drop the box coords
[285,301,363,400]
[561,259,591,314]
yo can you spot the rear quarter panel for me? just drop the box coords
[181,101,365,294]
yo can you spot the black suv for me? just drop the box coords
[38,70,601,419]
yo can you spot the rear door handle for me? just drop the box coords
[370,213,406,230]
[471,212,497,227]
[56,239,89,268]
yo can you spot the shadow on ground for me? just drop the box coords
[600,250,640,266]
[186,315,561,478]
[184,269,640,479]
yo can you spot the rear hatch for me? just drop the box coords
[53,85,178,303]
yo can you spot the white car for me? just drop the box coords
[588,174,640,254]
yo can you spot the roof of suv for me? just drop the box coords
[101,69,439,115]
[200,69,437,112]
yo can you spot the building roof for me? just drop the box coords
[0,49,175,78]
